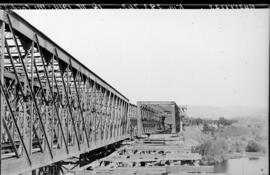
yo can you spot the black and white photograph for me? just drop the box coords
[0,4,269,175]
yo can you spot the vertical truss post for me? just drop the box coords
[90,82,97,144]
[148,110,150,133]
[68,66,80,149]
[146,109,148,133]
[110,95,116,141]
[66,66,70,146]
[121,101,126,137]
[105,92,111,141]
[117,99,122,139]
[149,110,152,133]
[120,100,124,137]
[144,108,146,133]
[98,89,102,143]
[85,79,91,144]
[125,102,128,136]
[127,104,130,136]
[97,87,103,143]
[45,61,49,152]
[124,102,128,137]
[147,110,150,133]
[98,87,103,143]
[94,86,98,143]
[51,56,55,149]
[119,100,122,138]
[115,99,119,139]
[120,102,123,137]
[113,98,119,139]
[86,79,93,144]
[109,94,114,141]
[103,90,107,142]
[127,103,130,135]
[29,41,34,155]
[119,100,123,138]
[81,77,87,144]
[171,104,176,134]
[100,90,106,143]
[120,101,124,137]
[113,97,117,140]
[22,72,27,155]
[0,21,5,175]
[115,97,118,139]
[137,102,142,136]
[94,85,99,144]
[98,88,102,141]
[126,103,128,135]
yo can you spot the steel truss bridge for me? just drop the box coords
[0,10,185,175]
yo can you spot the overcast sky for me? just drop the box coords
[15,9,269,108]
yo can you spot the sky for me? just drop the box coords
[14,9,269,109]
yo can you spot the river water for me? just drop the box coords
[214,156,269,175]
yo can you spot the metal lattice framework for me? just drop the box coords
[137,101,183,134]
[127,104,138,137]
[0,10,176,175]
[137,102,166,135]
[0,10,131,175]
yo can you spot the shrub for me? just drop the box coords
[194,138,229,164]
[245,140,265,152]
[202,123,215,135]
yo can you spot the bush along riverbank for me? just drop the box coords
[184,117,268,165]
[192,138,266,165]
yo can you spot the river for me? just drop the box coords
[214,156,269,175]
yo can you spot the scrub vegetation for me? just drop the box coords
[184,116,268,165]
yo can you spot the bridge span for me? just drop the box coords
[0,10,185,175]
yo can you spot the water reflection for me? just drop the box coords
[214,156,268,175]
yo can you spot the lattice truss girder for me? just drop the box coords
[0,10,130,175]
[138,104,165,134]
[127,104,138,136]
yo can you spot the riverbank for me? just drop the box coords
[226,151,267,159]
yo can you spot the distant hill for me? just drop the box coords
[186,105,268,119]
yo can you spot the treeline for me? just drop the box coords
[183,117,237,136]
[183,116,237,127]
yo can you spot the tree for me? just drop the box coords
[245,140,265,152]
[194,139,229,164]
[218,117,234,126]
[202,123,215,135]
